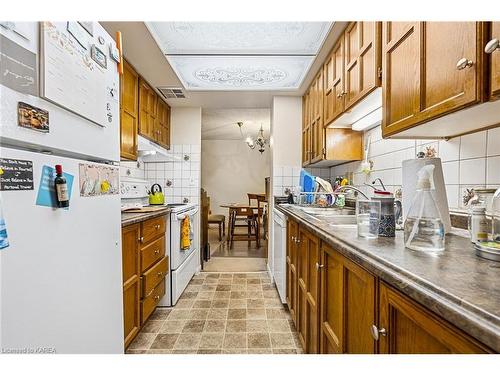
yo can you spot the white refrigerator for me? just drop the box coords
[0,22,123,353]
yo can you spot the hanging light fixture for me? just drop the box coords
[237,121,268,154]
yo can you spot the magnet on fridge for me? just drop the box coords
[109,42,120,63]
[35,165,74,209]
[0,194,9,250]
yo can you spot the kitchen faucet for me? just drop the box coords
[335,185,370,200]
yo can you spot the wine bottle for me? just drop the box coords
[54,165,69,208]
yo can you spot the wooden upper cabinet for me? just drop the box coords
[378,283,489,354]
[310,70,325,164]
[319,243,377,354]
[138,78,157,140]
[344,22,382,110]
[382,22,485,137]
[120,60,139,160]
[302,91,312,166]
[487,22,500,99]
[155,99,171,150]
[323,37,345,125]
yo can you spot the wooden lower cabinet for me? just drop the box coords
[286,220,299,325]
[296,226,321,353]
[122,215,168,349]
[378,282,489,354]
[285,220,490,354]
[319,243,376,354]
[121,223,141,348]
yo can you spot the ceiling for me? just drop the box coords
[201,108,270,140]
[100,21,347,108]
[145,22,330,91]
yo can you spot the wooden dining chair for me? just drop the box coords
[207,197,225,241]
[248,193,266,239]
[228,206,259,249]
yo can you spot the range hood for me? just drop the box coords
[137,136,181,162]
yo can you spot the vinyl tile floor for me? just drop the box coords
[126,272,303,354]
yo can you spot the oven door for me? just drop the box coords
[170,206,199,270]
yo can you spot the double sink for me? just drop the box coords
[293,206,357,226]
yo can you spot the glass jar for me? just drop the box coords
[492,188,500,242]
[473,188,496,211]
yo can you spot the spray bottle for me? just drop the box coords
[404,164,445,252]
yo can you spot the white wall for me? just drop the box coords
[201,140,270,216]
[271,96,303,197]
[171,107,202,146]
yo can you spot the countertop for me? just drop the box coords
[121,208,170,227]
[277,204,500,352]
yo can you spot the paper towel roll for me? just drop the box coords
[402,158,451,233]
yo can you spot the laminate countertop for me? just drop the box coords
[121,208,170,227]
[277,204,500,352]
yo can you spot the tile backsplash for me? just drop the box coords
[329,125,500,210]
[120,160,145,179]
[273,165,301,196]
[144,144,201,205]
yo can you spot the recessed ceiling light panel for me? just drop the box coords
[168,56,314,90]
[146,22,332,55]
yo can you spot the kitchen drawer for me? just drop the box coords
[141,278,165,324]
[141,215,166,245]
[141,235,165,272]
[142,256,169,298]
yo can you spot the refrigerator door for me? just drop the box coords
[0,148,123,353]
[0,22,120,163]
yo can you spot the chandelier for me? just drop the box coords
[237,122,268,154]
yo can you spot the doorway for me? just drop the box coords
[200,108,271,272]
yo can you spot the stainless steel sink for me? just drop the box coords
[295,206,357,226]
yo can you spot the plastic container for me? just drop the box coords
[404,165,445,252]
[468,206,489,243]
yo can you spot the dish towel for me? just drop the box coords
[181,215,192,250]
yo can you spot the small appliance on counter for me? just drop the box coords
[149,183,165,205]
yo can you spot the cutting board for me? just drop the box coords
[123,206,166,213]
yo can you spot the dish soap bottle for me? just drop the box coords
[404,165,445,252]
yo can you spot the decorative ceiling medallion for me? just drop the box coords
[194,67,287,87]
[167,56,313,91]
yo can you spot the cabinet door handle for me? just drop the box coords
[291,236,296,242]
[154,295,160,301]
[157,272,163,277]
[155,224,160,229]
[485,38,500,54]
[315,262,324,271]
[154,249,160,255]
[456,58,474,70]
[370,325,387,341]
[295,238,301,244]
[139,236,144,243]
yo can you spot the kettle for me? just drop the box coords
[149,184,165,205]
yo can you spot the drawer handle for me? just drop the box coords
[370,325,387,341]
[456,58,473,70]
[485,38,499,54]
[157,271,163,277]
[155,224,160,230]
[154,249,160,255]
[154,295,160,301]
